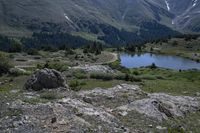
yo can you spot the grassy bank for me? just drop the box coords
[144,37,200,62]
[132,68,200,96]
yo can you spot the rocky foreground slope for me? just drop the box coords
[0,69,200,133]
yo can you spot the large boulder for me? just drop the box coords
[25,68,67,91]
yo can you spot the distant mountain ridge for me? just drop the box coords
[155,0,200,32]
[0,0,199,45]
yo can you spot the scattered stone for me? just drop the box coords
[156,126,167,130]
[196,92,200,97]
[82,96,93,104]
[10,89,19,93]
[119,111,128,116]
[24,68,67,91]
[182,91,188,94]
[58,119,68,125]
[72,65,114,73]
[23,92,39,99]
[148,124,153,128]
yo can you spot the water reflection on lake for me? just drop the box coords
[120,53,200,70]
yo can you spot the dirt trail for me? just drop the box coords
[95,52,118,65]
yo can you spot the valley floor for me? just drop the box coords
[0,48,200,132]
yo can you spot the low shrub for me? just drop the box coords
[114,74,126,80]
[130,76,142,82]
[69,80,82,91]
[37,61,68,72]
[167,127,185,133]
[149,63,157,69]
[132,70,140,75]
[108,60,130,73]
[0,52,13,75]
[108,60,121,69]
[90,73,113,81]
[27,48,39,55]
[139,75,157,80]
[65,49,75,56]
[9,68,31,76]
[73,70,88,79]
[156,75,165,79]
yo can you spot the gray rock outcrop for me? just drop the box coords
[72,65,114,73]
[2,84,200,133]
[25,68,67,91]
[117,93,200,121]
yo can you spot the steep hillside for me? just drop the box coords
[0,0,199,45]
[0,0,175,32]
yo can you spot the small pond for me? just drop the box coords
[120,53,200,70]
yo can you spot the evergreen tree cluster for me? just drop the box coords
[0,27,199,54]
[98,21,180,45]
[0,52,12,75]
[125,44,145,52]
[139,21,180,42]
[22,32,91,50]
[83,42,103,55]
[0,35,22,52]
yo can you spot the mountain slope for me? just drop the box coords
[0,0,199,45]
[0,0,174,31]
[156,0,200,32]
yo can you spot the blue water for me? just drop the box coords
[120,53,200,70]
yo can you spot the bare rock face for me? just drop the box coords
[117,93,200,121]
[25,68,67,91]
[78,84,147,108]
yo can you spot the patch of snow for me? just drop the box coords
[64,13,73,23]
[122,8,128,20]
[165,0,170,11]
[184,15,190,18]
[172,20,174,25]
[193,0,198,7]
